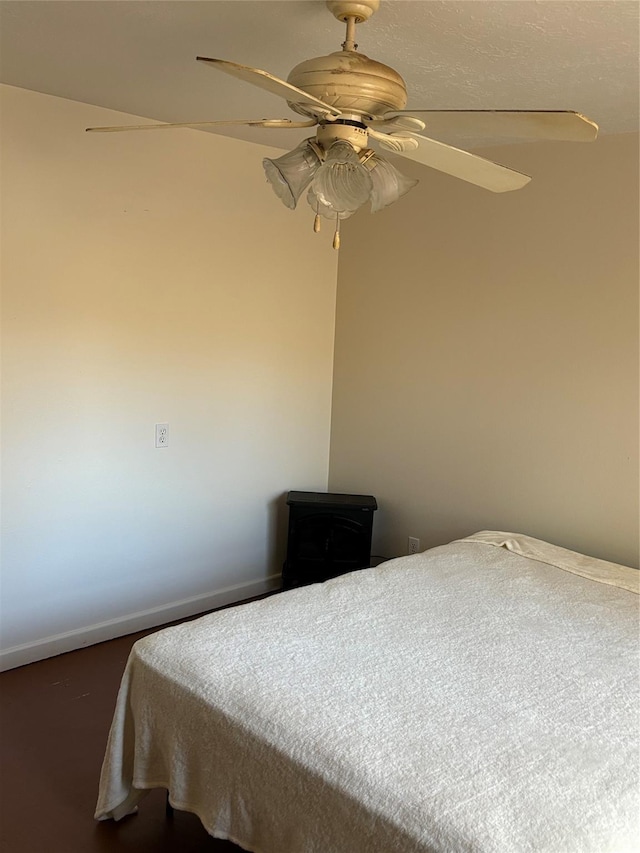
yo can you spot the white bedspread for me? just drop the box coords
[96,533,640,852]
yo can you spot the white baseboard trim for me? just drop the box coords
[0,574,282,672]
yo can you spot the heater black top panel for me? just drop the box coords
[286,491,378,511]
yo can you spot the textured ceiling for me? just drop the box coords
[1,0,638,150]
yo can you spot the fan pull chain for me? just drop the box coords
[313,202,321,233]
[333,214,341,250]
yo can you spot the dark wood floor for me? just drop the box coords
[0,620,246,853]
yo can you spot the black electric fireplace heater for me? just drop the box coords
[282,491,377,589]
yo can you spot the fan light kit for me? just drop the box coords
[87,0,599,249]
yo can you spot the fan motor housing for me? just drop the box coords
[287,51,408,119]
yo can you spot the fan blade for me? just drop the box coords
[385,134,531,193]
[383,110,598,142]
[368,115,426,133]
[196,57,341,118]
[86,118,318,133]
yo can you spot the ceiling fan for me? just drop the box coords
[87,0,598,248]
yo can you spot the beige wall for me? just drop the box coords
[1,85,338,663]
[329,133,639,568]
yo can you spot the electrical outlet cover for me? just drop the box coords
[155,423,169,448]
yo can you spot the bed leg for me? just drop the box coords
[165,791,174,818]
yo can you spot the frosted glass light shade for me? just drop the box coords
[307,187,355,220]
[369,156,418,213]
[263,140,321,210]
[312,140,373,214]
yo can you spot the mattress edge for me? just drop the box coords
[457,531,639,594]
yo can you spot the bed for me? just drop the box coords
[95,531,640,852]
